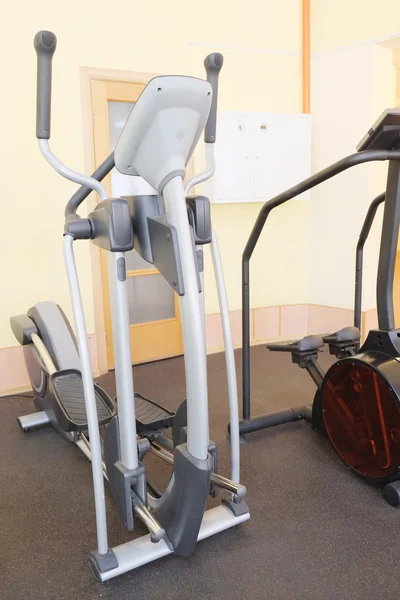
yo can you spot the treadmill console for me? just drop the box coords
[357,109,400,152]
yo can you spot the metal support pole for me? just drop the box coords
[377,162,400,330]
[210,230,240,483]
[107,252,138,470]
[63,234,109,556]
[163,176,209,460]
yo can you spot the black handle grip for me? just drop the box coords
[34,31,57,139]
[204,52,223,143]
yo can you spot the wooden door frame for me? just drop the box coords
[79,65,194,375]
[79,66,158,375]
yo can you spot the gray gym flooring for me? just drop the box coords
[1,346,399,599]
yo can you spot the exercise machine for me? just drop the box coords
[239,108,400,504]
[11,31,249,581]
[264,190,386,402]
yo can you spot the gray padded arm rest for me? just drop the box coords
[267,335,324,353]
[323,326,360,344]
[10,315,38,345]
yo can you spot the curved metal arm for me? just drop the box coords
[39,140,108,202]
[65,153,115,217]
[243,150,400,264]
[184,52,222,197]
[184,144,215,196]
[34,31,108,209]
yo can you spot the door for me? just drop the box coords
[91,80,183,367]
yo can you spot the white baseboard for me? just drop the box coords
[1,305,378,396]
[0,334,99,398]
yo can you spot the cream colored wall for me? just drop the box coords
[309,4,400,312]
[309,44,396,311]
[312,0,400,52]
[204,201,309,314]
[0,0,304,349]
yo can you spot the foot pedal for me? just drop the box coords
[267,335,324,354]
[322,326,360,358]
[50,369,116,432]
[135,393,175,435]
[322,326,360,344]
[267,336,324,367]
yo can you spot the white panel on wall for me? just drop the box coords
[213,112,253,202]
[203,111,311,203]
[253,114,311,201]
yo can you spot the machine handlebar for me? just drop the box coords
[34,31,57,140]
[204,53,223,143]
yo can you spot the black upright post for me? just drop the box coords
[354,257,363,331]
[242,259,251,421]
[377,161,400,331]
[354,192,385,331]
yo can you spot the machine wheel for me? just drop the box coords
[383,481,400,507]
